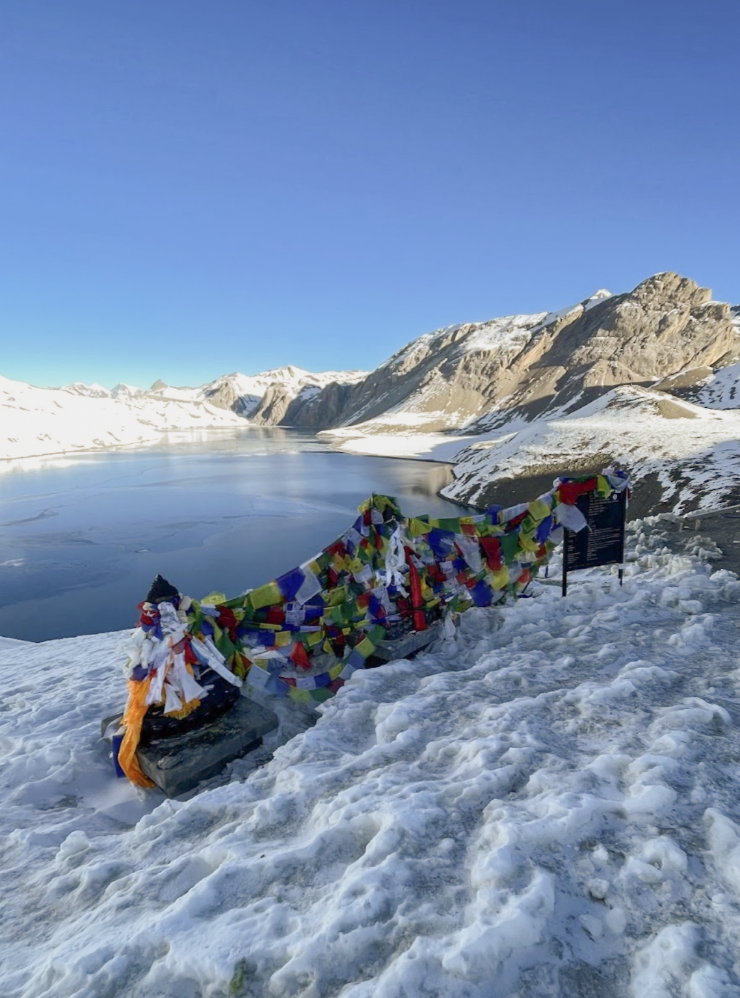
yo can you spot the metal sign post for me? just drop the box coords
[562,488,628,597]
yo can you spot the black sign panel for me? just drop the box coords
[564,489,627,574]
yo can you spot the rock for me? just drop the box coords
[273,273,735,435]
[136,696,279,797]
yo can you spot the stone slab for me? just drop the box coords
[372,620,441,662]
[136,696,279,797]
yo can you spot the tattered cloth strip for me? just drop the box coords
[116,471,629,786]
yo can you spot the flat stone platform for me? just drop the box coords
[136,696,279,797]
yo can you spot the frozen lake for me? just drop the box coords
[0,427,467,641]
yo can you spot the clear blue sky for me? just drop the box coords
[1,0,738,389]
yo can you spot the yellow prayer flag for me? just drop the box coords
[518,533,539,553]
[596,475,611,498]
[288,687,313,705]
[355,636,375,658]
[248,582,283,610]
[527,499,552,523]
[201,591,228,605]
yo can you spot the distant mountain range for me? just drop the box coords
[63,365,367,418]
[0,366,367,463]
[3,272,740,515]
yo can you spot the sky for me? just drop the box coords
[1,0,738,390]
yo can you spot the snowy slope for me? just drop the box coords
[443,386,740,514]
[0,367,368,463]
[3,523,740,996]
[0,374,245,462]
[323,384,740,515]
[692,362,740,410]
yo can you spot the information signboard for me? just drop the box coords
[562,489,627,596]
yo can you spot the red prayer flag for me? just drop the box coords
[289,642,312,670]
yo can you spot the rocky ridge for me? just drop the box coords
[307,272,740,515]
[279,274,737,437]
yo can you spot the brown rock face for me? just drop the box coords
[279,381,359,429]
[540,273,733,380]
[473,272,736,429]
[268,272,737,433]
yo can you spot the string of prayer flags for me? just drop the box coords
[116,472,628,786]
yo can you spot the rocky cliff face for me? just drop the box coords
[274,273,737,436]
[472,272,737,431]
[282,312,550,432]
[293,271,739,516]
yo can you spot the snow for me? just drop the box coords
[443,386,740,513]
[61,382,111,398]
[325,385,740,515]
[0,374,246,464]
[695,362,740,410]
[1,369,370,464]
[321,425,478,462]
[187,368,367,415]
[460,313,546,355]
[4,522,740,995]
[584,289,614,311]
[374,313,550,381]
[110,383,144,399]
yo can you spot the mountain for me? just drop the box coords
[0,373,245,462]
[306,273,740,516]
[5,272,740,515]
[0,367,368,463]
[61,381,112,398]
[277,290,612,433]
[144,367,367,418]
[279,274,736,437]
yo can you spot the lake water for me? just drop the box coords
[0,427,468,642]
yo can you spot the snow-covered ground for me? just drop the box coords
[444,386,740,513]
[325,385,740,515]
[3,522,740,996]
[0,368,368,464]
[0,374,245,463]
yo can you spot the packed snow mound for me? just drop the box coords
[0,374,244,463]
[3,524,740,995]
